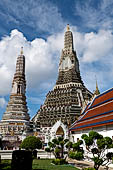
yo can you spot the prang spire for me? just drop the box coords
[12,47,26,95]
[15,47,25,76]
[0,47,30,149]
[32,25,92,132]
[2,47,29,121]
[56,25,83,85]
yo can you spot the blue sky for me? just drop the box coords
[0,0,113,120]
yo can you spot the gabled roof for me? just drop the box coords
[70,87,113,131]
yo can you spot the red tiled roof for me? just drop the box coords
[70,88,113,131]
[91,88,113,107]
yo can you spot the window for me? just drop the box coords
[17,85,20,94]
[71,60,74,64]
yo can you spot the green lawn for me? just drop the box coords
[33,159,78,170]
[1,159,79,170]
[1,160,11,170]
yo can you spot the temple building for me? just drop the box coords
[0,48,30,149]
[69,87,113,143]
[32,25,92,144]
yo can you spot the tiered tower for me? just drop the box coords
[0,48,30,149]
[33,25,92,130]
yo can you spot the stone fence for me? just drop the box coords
[0,150,55,159]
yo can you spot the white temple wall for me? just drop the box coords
[70,124,113,144]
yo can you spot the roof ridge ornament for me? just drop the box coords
[94,76,100,96]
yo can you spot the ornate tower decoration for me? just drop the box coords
[94,79,100,96]
[56,24,83,85]
[32,25,92,143]
[0,47,30,148]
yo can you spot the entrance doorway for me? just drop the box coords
[56,126,64,137]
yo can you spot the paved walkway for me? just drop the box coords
[67,158,113,170]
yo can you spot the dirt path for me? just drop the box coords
[67,158,113,170]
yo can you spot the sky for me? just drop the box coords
[0,0,113,120]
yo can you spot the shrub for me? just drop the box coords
[74,152,84,160]
[69,151,76,159]
[52,158,60,165]
[1,165,11,170]
[83,168,96,170]
[69,151,84,160]
[54,147,60,158]
[11,150,32,170]
[52,158,68,165]
[60,158,68,164]
[45,147,51,152]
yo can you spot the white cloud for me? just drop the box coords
[0,0,65,33]
[72,27,113,92]
[74,30,113,63]
[0,98,7,108]
[0,28,64,96]
[75,0,113,30]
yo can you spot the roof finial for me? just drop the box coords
[94,76,100,96]
[20,47,23,55]
[67,24,70,31]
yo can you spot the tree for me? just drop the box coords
[45,137,69,159]
[45,142,54,158]
[72,140,83,152]
[81,131,113,170]
[20,136,42,158]
[66,141,73,150]
[66,141,73,155]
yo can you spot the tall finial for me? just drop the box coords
[20,47,23,55]
[96,79,98,90]
[67,24,70,31]
[94,76,100,96]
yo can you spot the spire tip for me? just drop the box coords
[94,76,100,95]
[20,47,23,55]
[67,24,70,31]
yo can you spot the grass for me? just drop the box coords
[0,159,79,170]
[33,159,78,170]
[0,160,11,170]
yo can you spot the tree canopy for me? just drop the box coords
[20,136,42,151]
